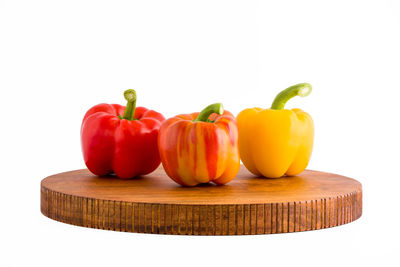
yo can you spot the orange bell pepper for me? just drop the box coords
[237,83,314,178]
[158,103,240,186]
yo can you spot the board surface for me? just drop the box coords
[40,166,362,235]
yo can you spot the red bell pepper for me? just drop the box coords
[158,103,240,186]
[81,89,165,179]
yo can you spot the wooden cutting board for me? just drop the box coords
[40,166,362,235]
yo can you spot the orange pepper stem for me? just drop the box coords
[270,83,312,110]
[193,103,224,122]
[122,89,137,121]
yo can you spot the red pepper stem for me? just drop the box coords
[193,103,224,122]
[122,89,137,121]
[270,83,312,110]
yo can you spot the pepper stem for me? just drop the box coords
[193,103,224,122]
[270,83,312,110]
[122,89,137,120]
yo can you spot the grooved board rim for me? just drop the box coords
[40,166,362,235]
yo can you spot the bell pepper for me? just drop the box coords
[81,89,165,179]
[237,83,314,178]
[158,103,240,186]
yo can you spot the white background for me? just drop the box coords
[1,0,399,266]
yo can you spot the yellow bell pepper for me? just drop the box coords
[237,83,314,178]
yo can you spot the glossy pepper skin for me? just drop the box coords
[158,103,240,186]
[81,90,165,179]
[237,83,314,178]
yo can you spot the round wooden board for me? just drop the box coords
[40,166,362,235]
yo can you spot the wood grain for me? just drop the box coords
[40,166,362,235]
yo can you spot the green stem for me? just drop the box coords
[122,89,137,120]
[270,83,312,110]
[193,103,224,122]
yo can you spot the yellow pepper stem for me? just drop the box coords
[270,83,312,110]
